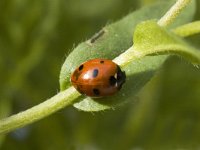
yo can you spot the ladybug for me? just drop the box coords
[70,58,126,97]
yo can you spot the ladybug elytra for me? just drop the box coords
[70,59,126,97]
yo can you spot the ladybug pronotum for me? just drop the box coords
[70,59,126,97]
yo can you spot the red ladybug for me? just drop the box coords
[70,59,126,97]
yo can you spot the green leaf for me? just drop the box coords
[60,0,196,111]
[134,20,200,65]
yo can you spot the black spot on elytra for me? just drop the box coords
[79,65,84,71]
[109,76,117,86]
[93,88,100,95]
[100,60,104,64]
[93,69,98,78]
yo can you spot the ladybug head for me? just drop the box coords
[116,66,126,90]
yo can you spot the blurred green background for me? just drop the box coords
[0,0,200,149]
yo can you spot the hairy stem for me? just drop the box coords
[0,87,80,134]
[173,21,200,37]
[157,0,191,26]
[114,44,200,68]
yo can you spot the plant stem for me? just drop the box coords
[113,46,140,66]
[157,0,191,26]
[173,21,200,37]
[0,87,80,134]
[114,44,200,69]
